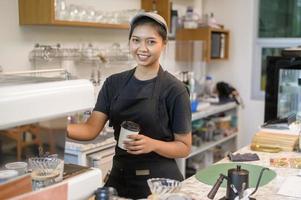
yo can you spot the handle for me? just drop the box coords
[249,167,270,197]
[207,174,227,199]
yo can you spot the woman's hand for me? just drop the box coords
[124,132,191,158]
[124,134,156,155]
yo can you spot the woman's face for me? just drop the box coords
[129,24,166,68]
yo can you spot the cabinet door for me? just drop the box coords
[19,0,54,25]
[141,0,171,27]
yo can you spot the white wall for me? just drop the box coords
[0,0,260,147]
[172,0,202,17]
[203,0,263,147]
[0,0,201,77]
[0,0,139,75]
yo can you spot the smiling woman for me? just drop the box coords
[128,13,168,81]
[129,23,165,80]
[67,12,192,199]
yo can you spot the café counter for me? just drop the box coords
[176,146,301,200]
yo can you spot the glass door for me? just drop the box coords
[278,68,301,118]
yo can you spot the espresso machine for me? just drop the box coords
[0,70,102,199]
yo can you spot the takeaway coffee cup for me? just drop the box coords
[118,121,140,150]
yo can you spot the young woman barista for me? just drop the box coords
[67,12,192,199]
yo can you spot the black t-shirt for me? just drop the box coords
[119,75,157,99]
[94,68,191,135]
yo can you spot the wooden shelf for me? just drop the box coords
[176,27,230,62]
[18,0,130,29]
[51,20,129,29]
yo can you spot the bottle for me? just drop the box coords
[151,0,158,13]
[190,92,198,112]
[189,72,195,95]
[95,187,109,200]
[169,10,178,38]
[95,187,118,200]
[208,12,219,28]
[204,75,214,96]
[183,6,198,29]
[220,33,225,58]
[186,6,193,20]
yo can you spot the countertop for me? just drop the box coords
[177,146,301,200]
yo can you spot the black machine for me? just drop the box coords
[207,165,269,200]
[264,50,301,125]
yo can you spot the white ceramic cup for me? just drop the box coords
[118,121,140,150]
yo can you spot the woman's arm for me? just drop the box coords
[125,132,192,158]
[67,111,108,141]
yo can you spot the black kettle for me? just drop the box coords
[207,165,269,200]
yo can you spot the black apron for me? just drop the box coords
[105,67,183,199]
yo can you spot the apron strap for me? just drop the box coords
[109,68,135,127]
[112,67,136,100]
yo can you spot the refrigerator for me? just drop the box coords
[264,55,301,123]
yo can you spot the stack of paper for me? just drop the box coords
[278,176,301,198]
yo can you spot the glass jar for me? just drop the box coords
[183,6,199,29]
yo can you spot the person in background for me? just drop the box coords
[67,12,192,199]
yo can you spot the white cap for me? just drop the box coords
[130,12,168,32]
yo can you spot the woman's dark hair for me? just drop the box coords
[129,16,167,42]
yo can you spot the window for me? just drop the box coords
[251,0,301,100]
[259,0,301,38]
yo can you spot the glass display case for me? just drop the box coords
[278,68,301,119]
[264,55,301,123]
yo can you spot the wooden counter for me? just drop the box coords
[177,146,301,200]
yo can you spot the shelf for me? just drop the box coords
[187,133,237,159]
[51,20,129,29]
[176,27,230,62]
[192,102,237,121]
[177,102,238,177]
[18,0,130,29]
